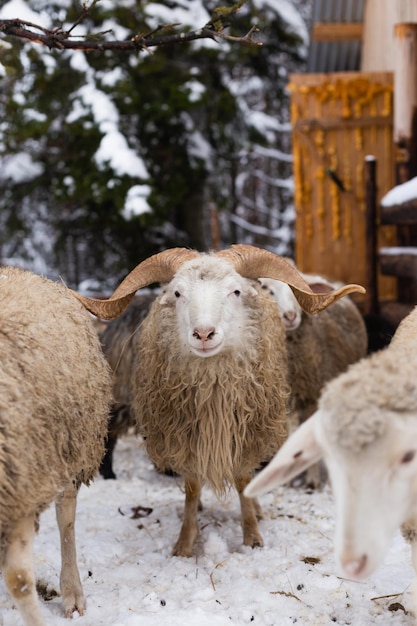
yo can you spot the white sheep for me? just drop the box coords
[0,266,112,626]
[245,304,417,613]
[73,244,364,557]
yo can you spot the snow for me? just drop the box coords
[0,0,51,26]
[144,0,210,31]
[65,79,149,180]
[184,78,206,103]
[122,185,152,219]
[379,247,417,256]
[255,0,309,43]
[381,177,417,207]
[95,131,149,179]
[1,435,413,626]
[0,152,44,182]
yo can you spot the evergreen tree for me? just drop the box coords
[0,0,309,288]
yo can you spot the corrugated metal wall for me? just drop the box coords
[307,0,365,72]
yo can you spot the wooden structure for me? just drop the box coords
[366,163,417,329]
[366,23,417,325]
[289,71,397,308]
[291,1,417,335]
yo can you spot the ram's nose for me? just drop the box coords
[283,311,297,323]
[192,327,216,343]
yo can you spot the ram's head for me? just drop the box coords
[73,244,365,330]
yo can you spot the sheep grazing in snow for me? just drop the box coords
[245,304,417,613]
[98,293,157,479]
[0,266,112,626]
[72,244,364,557]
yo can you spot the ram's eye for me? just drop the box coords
[174,290,181,298]
[401,450,415,464]
[261,285,268,290]
[233,290,241,297]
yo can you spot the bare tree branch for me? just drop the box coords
[0,1,262,54]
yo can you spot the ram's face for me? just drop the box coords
[160,258,258,358]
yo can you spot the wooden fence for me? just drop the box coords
[289,71,397,305]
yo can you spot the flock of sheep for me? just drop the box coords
[1,243,416,625]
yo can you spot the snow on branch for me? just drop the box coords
[0,0,262,54]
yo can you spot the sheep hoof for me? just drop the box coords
[65,606,85,618]
[172,530,197,557]
[63,595,86,618]
[61,580,86,618]
[172,542,194,558]
[244,533,264,549]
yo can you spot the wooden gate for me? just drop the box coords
[289,71,397,304]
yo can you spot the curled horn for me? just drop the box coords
[70,247,199,320]
[216,244,366,314]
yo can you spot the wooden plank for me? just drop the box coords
[380,199,417,224]
[379,248,417,278]
[312,22,363,42]
[289,71,393,87]
[295,116,392,131]
[380,300,414,328]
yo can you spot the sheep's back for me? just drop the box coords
[0,267,112,527]
[133,293,289,495]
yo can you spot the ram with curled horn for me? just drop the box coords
[72,244,364,319]
[71,245,365,556]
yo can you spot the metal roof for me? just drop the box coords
[306,0,366,73]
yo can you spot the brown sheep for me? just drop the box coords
[98,293,157,478]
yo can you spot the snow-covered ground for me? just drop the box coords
[0,435,414,626]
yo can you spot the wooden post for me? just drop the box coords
[364,155,379,317]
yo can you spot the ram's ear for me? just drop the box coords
[244,414,323,497]
[306,281,334,294]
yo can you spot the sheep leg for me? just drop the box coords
[173,477,201,557]
[2,514,44,626]
[55,481,85,617]
[99,430,118,479]
[235,474,264,548]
